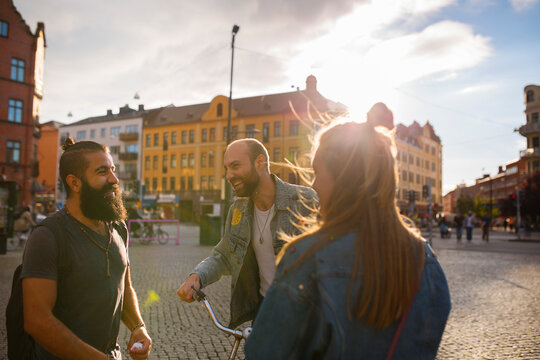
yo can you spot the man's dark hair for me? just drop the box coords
[59,137,108,197]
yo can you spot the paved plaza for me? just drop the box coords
[1,224,539,359]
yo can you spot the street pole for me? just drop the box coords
[223,24,240,233]
[428,183,433,246]
[489,177,492,242]
[516,188,522,240]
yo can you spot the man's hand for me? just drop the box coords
[126,325,152,360]
[176,273,201,303]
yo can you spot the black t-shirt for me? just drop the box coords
[21,209,129,359]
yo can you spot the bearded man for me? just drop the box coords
[177,138,318,328]
[21,138,151,360]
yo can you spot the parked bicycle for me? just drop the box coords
[131,221,169,245]
[191,286,252,360]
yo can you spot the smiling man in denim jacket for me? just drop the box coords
[177,138,317,328]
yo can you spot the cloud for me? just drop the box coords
[509,0,539,11]
[458,83,498,94]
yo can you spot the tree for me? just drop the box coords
[521,171,540,227]
[456,195,474,214]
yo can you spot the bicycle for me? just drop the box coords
[132,222,169,245]
[191,286,252,360]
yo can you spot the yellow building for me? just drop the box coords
[394,121,443,216]
[141,75,346,221]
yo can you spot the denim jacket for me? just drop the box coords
[193,175,317,328]
[245,233,451,359]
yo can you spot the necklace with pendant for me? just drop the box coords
[66,208,112,278]
[255,206,273,244]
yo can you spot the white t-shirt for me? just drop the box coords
[252,204,276,297]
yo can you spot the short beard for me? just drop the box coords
[80,179,126,222]
[232,164,260,198]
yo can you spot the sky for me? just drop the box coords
[15,0,540,194]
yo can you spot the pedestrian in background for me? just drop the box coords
[465,211,476,242]
[454,212,464,241]
[13,206,36,234]
[176,138,318,329]
[482,214,491,242]
[246,115,451,358]
[21,138,151,359]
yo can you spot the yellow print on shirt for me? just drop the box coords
[231,208,242,226]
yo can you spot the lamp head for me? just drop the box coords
[232,25,240,35]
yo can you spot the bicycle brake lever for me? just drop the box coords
[191,285,206,302]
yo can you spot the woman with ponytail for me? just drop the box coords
[245,105,451,359]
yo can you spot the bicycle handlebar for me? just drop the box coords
[191,286,252,340]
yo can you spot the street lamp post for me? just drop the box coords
[223,24,240,232]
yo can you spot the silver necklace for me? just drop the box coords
[255,206,273,244]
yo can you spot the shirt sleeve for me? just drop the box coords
[20,226,58,281]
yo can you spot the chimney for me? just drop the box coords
[138,104,144,111]
[305,75,317,92]
[106,109,113,116]
[498,166,503,173]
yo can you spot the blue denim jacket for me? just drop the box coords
[245,233,451,359]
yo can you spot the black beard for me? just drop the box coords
[231,164,260,198]
[80,179,126,222]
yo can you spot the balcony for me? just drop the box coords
[119,152,138,161]
[518,122,540,136]
[520,148,540,158]
[117,170,137,180]
[119,132,139,141]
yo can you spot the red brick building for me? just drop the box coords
[0,0,45,207]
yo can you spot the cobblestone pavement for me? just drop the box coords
[1,225,539,359]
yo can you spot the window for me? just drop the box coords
[171,154,177,168]
[202,129,208,142]
[209,152,215,167]
[8,99,23,123]
[170,177,176,191]
[209,176,215,190]
[273,147,281,162]
[181,154,187,168]
[101,128,106,137]
[171,131,177,145]
[217,103,223,117]
[144,178,149,190]
[409,154,413,164]
[0,20,8,37]
[110,127,120,137]
[189,130,195,143]
[90,129,96,138]
[162,155,168,173]
[180,177,186,191]
[533,137,539,148]
[425,144,429,153]
[76,130,87,140]
[10,58,25,82]
[6,141,20,163]
[200,176,207,190]
[162,177,167,191]
[533,113,539,123]
[416,157,420,167]
[402,171,407,181]
[125,125,138,133]
[60,132,69,143]
[416,174,421,184]
[126,144,138,153]
[181,131,187,144]
[145,156,150,170]
[290,120,299,136]
[109,145,120,154]
[188,176,193,190]
[146,134,151,147]
[201,153,207,168]
[274,122,281,137]
[232,126,238,140]
[526,90,534,103]
[246,124,256,138]
[431,147,435,155]
[289,147,298,162]
[153,177,158,190]
[409,172,414,183]
[432,163,435,172]
[425,160,429,169]
[154,133,159,146]
[262,123,269,142]
[209,128,215,142]
[188,153,194,168]
[153,155,158,170]
[163,132,169,147]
